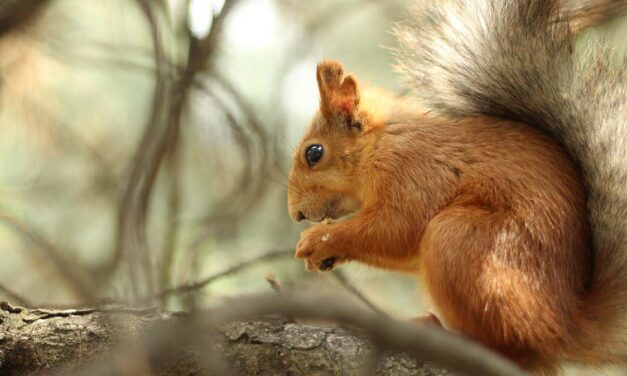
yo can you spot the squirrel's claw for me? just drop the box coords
[295,227,344,272]
[319,257,336,271]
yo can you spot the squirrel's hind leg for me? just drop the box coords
[416,204,579,374]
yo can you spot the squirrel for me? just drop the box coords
[287,0,626,373]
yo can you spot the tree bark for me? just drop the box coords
[0,301,454,376]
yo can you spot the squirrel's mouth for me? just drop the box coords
[305,197,356,224]
[292,194,361,224]
[306,213,355,225]
[318,213,356,224]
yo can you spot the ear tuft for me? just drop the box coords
[316,60,360,124]
[339,75,359,105]
[316,60,344,96]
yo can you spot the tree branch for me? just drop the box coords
[0,293,528,376]
[0,211,97,303]
[156,249,293,299]
[0,0,53,37]
[0,284,31,307]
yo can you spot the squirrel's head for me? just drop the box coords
[287,60,371,223]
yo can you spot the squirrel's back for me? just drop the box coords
[395,0,627,364]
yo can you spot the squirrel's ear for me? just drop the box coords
[316,60,361,128]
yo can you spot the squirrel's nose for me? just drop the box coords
[295,211,305,222]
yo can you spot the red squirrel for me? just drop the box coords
[287,0,627,373]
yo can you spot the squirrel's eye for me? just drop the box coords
[305,144,324,166]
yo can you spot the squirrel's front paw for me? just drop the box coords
[295,227,345,272]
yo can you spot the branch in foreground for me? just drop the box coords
[196,293,526,376]
[0,302,449,376]
[0,293,526,376]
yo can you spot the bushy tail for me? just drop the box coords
[394,0,627,363]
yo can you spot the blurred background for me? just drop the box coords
[0,0,425,317]
[0,1,625,374]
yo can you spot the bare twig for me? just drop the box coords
[265,272,294,322]
[0,0,53,37]
[37,35,179,79]
[111,0,170,303]
[211,71,271,205]
[265,272,284,293]
[111,0,243,305]
[332,269,388,317]
[0,211,96,303]
[158,139,181,307]
[0,283,31,307]
[184,76,271,260]
[190,0,242,71]
[20,96,118,198]
[157,249,293,299]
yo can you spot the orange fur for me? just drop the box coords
[288,61,591,373]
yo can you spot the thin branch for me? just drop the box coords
[0,283,31,307]
[265,272,284,293]
[111,0,170,302]
[183,76,271,260]
[0,0,53,37]
[157,249,293,299]
[265,273,294,322]
[187,0,242,75]
[111,0,242,304]
[0,212,96,303]
[158,140,182,307]
[20,96,118,198]
[332,269,389,317]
